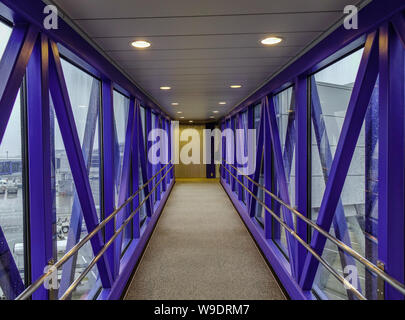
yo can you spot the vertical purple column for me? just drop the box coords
[236,114,243,201]
[295,76,309,281]
[263,102,272,239]
[132,103,140,239]
[26,34,52,300]
[378,23,405,300]
[102,79,116,280]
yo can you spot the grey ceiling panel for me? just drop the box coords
[50,0,363,120]
[74,12,341,38]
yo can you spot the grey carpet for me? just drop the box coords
[124,180,286,300]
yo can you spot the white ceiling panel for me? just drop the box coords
[51,0,366,120]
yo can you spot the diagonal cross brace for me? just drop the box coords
[300,31,379,290]
[265,96,298,279]
[310,77,362,298]
[48,40,113,288]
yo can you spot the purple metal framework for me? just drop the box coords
[0,0,404,301]
[221,1,405,300]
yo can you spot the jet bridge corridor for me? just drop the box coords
[0,0,404,302]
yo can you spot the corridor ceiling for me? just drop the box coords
[51,0,367,120]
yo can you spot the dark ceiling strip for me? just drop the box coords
[92,31,323,39]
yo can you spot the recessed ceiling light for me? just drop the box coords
[189,120,193,123]
[230,85,242,89]
[180,116,185,119]
[131,40,151,48]
[160,86,171,90]
[177,111,183,114]
[219,102,227,105]
[213,111,219,114]
[261,36,283,45]
[171,102,179,106]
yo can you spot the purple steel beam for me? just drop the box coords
[378,23,405,300]
[310,77,362,298]
[391,12,405,49]
[265,96,297,279]
[114,99,135,273]
[364,82,379,299]
[0,24,38,145]
[263,100,273,239]
[161,119,167,192]
[236,114,244,202]
[155,115,161,202]
[0,23,38,301]
[58,79,100,298]
[146,109,153,207]
[230,117,236,192]
[26,34,53,300]
[295,77,308,280]
[138,105,152,218]
[102,79,116,280]
[300,32,379,290]
[272,88,296,248]
[132,101,141,239]
[48,40,113,288]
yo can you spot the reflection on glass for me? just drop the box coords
[253,104,265,225]
[311,48,379,299]
[113,90,131,250]
[52,59,102,300]
[273,87,296,256]
[0,21,11,59]
[0,90,25,299]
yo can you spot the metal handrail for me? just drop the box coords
[221,162,405,297]
[16,162,173,300]
[60,165,174,300]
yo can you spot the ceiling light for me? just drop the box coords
[177,111,183,114]
[210,116,215,118]
[171,102,179,106]
[230,85,242,89]
[213,111,219,114]
[219,102,227,105]
[180,116,185,119]
[160,86,171,90]
[261,36,283,45]
[189,120,193,123]
[131,40,151,48]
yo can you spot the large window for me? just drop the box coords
[273,87,296,257]
[0,89,26,299]
[112,90,131,250]
[0,22,26,300]
[253,103,264,225]
[310,48,379,300]
[51,58,102,299]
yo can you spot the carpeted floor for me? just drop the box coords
[124,180,286,300]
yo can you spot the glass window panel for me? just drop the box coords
[273,87,296,256]
[0,90,25,299]
[0,21,11,59]
[112,91,130,250]
[253,104,264,226]
[310,48,379,299]
[51,59,102,299]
